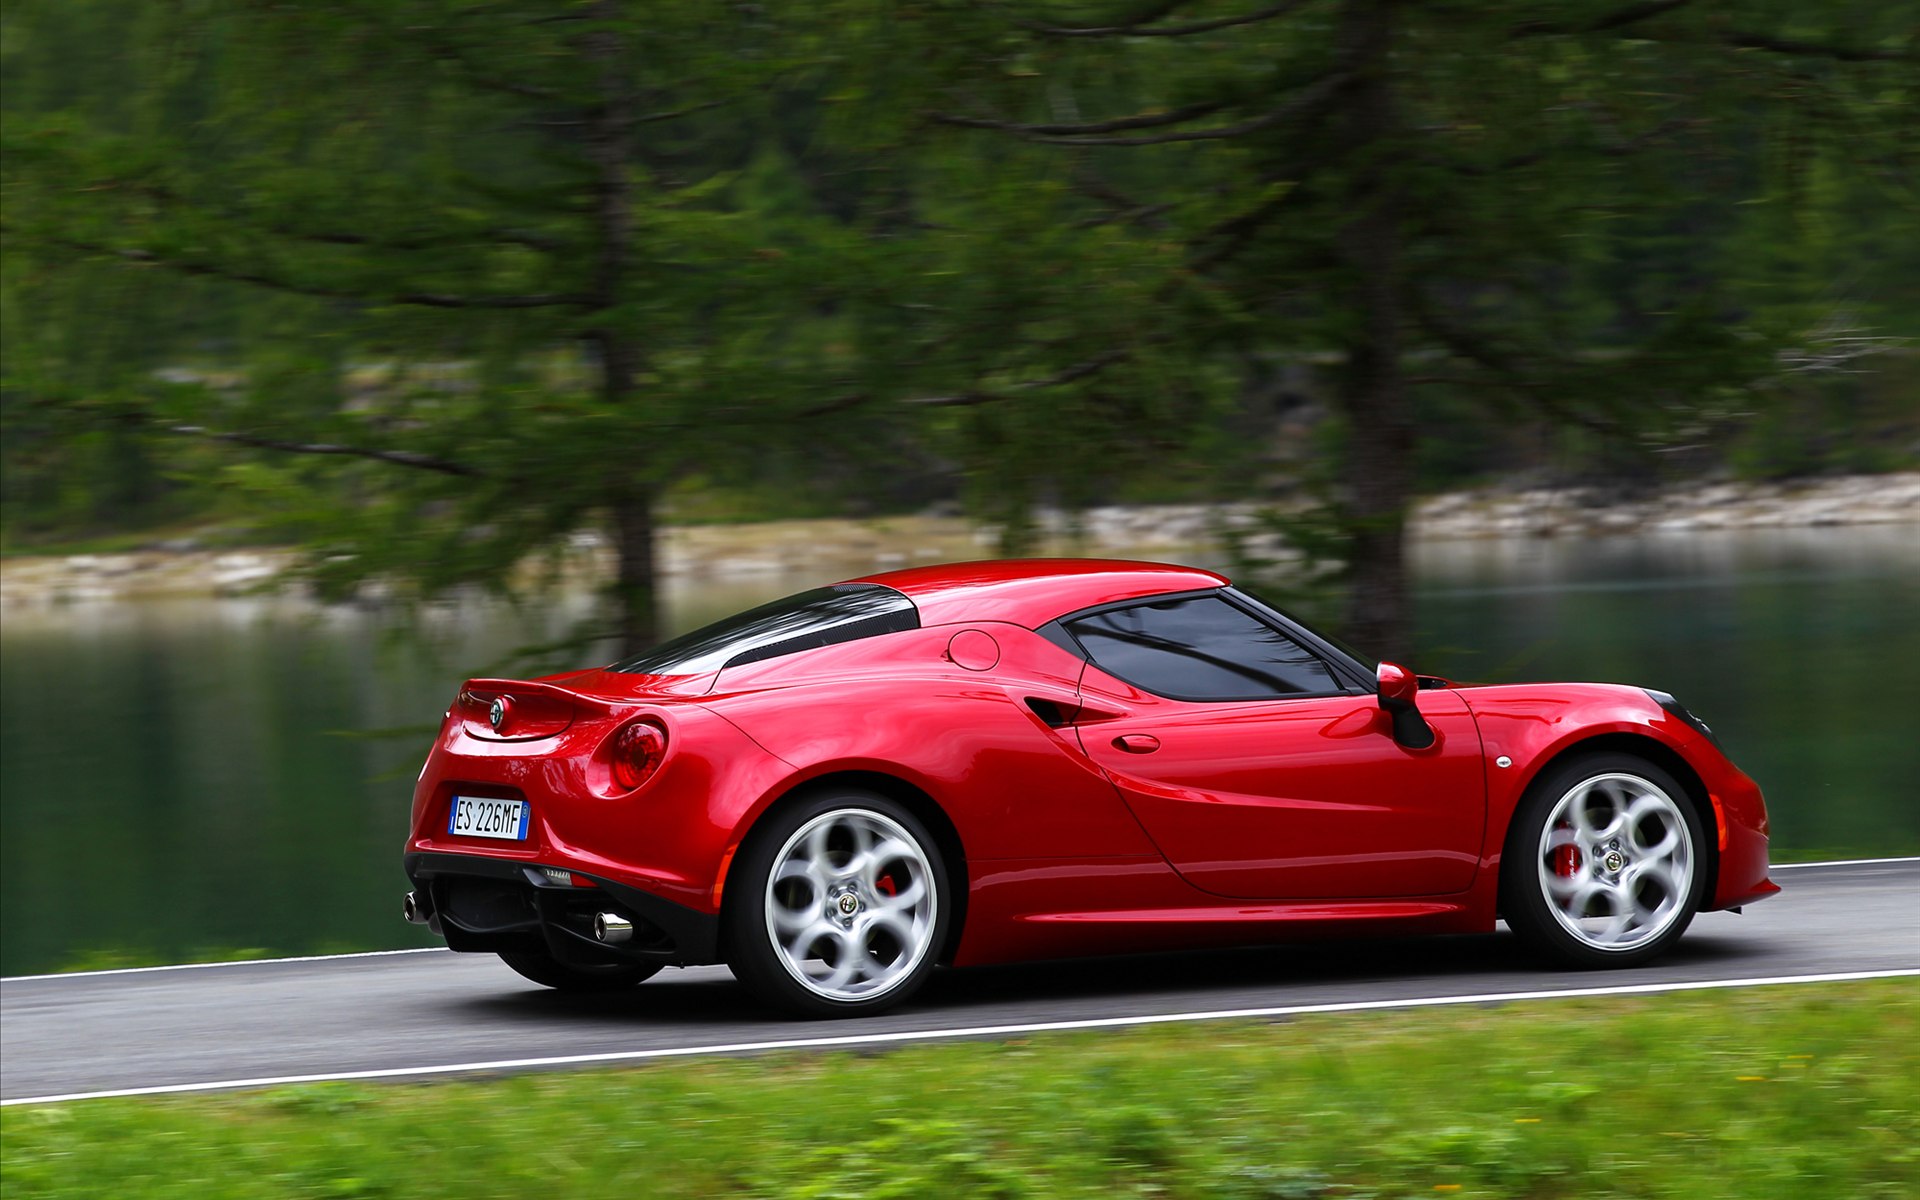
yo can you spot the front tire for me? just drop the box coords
[725,790,950,1018]
[1501,753,1708,968]
[497,949,661,993]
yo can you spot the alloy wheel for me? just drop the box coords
[1537,772,1695,952]
[763,807,939,1002]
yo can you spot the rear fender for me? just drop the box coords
[705,626,1158,865]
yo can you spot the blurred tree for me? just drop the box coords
[859,0,1915,657]
[3,1,925,654]
[5,0,1914,662]
[3,0,1231,651]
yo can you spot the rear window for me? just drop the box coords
[610,584,918,676]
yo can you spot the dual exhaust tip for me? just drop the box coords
[404,888,632,945]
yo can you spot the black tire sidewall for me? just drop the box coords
[497,949,662,992]
[724,788,951,1018]
[1500,752,1709,968]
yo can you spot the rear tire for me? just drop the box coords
[497,949,661,992]
[1501,752,1707,968]
[725,789,950,1018]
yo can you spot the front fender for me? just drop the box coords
[1456,682,1773,911]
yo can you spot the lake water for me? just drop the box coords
[3,526,1915,975]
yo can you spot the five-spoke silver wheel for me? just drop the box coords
[764,808,939,1002]
[1502,753,1707,968]
[1537,772,1695,952]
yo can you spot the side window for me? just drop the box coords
[609,584,917,676]
[1066,594,1340,701]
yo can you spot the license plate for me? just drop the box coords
[448,796,529,841]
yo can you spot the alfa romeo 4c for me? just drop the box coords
[403,559,1775,1016]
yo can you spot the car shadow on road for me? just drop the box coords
[918,929,1763,1011]
[449,927,1771,1029]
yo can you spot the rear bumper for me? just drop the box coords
[406,699,797,926]
[404,851,721,966]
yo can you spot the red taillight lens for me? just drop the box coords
[611,720,667,791]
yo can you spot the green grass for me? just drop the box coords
[4,981,1914,1199]
[48,946,283,974]
[1769,845,1915,865]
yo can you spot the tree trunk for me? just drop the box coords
[1335,0,1412,664]
[611,490,658,656]
[583,1,658,657]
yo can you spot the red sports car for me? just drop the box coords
[403,559,1777,1016]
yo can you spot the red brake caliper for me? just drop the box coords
[1551,837,1581,878]
[875,874,897,897]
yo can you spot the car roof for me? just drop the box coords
[847,558,1228,629]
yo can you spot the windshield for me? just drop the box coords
[609,584,919,676]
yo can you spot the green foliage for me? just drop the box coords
[2,1,1915,652]
[3,982,1916,1198]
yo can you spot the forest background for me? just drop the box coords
[3,0,1915,661]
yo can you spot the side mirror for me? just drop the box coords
[1376,661,1435,749]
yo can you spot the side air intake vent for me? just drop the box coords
[1025,697,1072,729]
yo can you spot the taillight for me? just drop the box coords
[611,720,668,791]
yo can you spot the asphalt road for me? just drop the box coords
[4,860,1916,1104]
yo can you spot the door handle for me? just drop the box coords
[1113,734,1160,754]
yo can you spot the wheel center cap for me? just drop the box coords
[836,892,861,917]
[1604,850,1625,873]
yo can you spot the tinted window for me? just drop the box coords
[1067,594,1340,700]
[1229,585,1374,673]
[611,584,917,675]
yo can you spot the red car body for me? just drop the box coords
[404,559,1776,1002]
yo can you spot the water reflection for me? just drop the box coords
[1411,527,1920,861]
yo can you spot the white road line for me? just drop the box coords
[4,858,1911,984]
[1771,857,1920,870]
[0,947,448,984]
[5,967,1916,1107]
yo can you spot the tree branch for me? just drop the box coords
[1027,72,1349,147]
[30,178,569,256]
[637,98,730,124]
[904,350,1130,407]
[1444,115,1700,176]
[527,99,729,130]
[1510,1,1915,63]
[417,33,568,102]
[930,99,1227,137]
[1410,295,1624,436]
[1718,31,1915,63]
[1030,0,1312,38]
[1188,177,1309,270]
[1023,1,1189,37]
[159,424,486,477]
[1511,0,1690,39]
[271,225,567,254]
[43,237,593,310]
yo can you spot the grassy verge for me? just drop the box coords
[1769,846,1917,865]
[4,981,1914,1198]
[41,937,440,976]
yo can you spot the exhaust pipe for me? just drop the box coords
[403,891,430,925]
[593,912,633,944]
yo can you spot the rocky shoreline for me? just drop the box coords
[3,472,1914,608]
